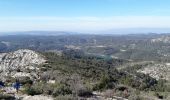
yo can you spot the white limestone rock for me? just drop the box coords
[0,49,46,78]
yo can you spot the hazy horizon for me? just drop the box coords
[1,0,170,33]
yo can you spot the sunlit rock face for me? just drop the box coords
[151,36,170,43]
[137,63,170,81]
[0,49,46,78]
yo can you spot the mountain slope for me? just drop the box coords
[0,49,46,78]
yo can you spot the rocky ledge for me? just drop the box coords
[0,49,46,79]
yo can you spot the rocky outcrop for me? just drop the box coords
[22,95,53,100]
[0,49,46,79]
[151,36,170,43]
[137,63,170,80]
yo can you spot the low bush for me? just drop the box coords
[77,88,93,97]
[25,87,43,96]
[55,95,75,100]
[52,84,72,97]
[0,94,16,100]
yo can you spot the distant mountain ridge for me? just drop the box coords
[0,31,83,36]
[1,29,170,36]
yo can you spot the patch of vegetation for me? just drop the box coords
[0,94,15,100]
[41,51,160,93]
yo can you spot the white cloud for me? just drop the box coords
[0,16,170,32]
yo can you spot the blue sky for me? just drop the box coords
[0,0,170,33]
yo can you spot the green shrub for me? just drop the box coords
[0,94,16,100]
[52,84,72,97]
[77,88,93,97]
[55,95,76,100]
[24,87,43,96]
[19,77,33,85]
[93,74,115,90]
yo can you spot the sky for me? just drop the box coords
[1,0,170,33]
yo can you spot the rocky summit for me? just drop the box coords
[0,49,46,79]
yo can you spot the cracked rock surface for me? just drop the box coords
[0,49,46,78]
